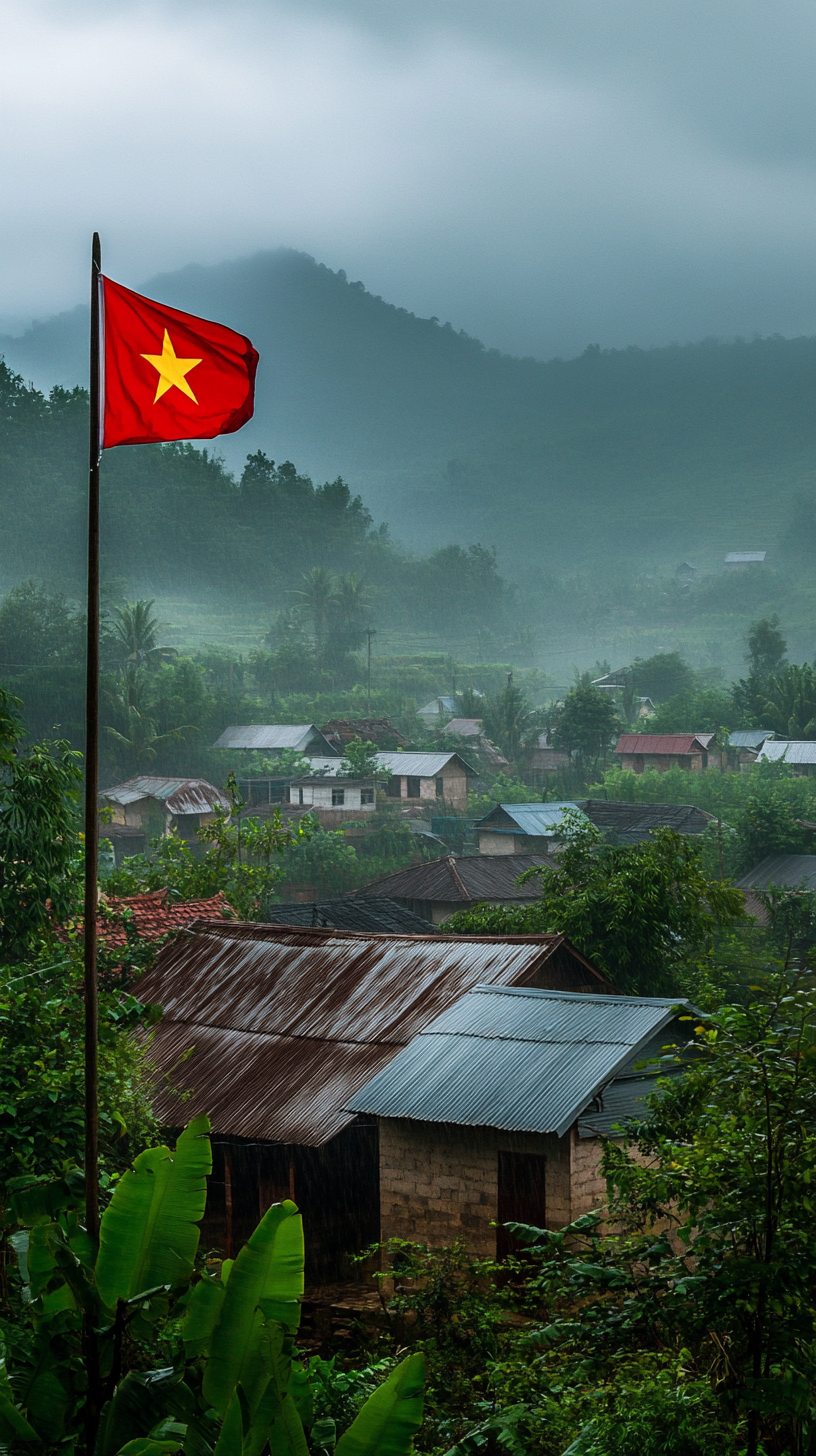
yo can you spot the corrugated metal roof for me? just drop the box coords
[615,734,710,756]
[443,719,483,736]
[99,777,230,815]
[265,898,436,934]
[212,725,338,752]
[729,729,775,750]
[302,751,477,779]
[417,697,457,715]
[347,985,694,1137]
[581,800,714,840]
[725,552,766,563]
[476,803,586,836]
[757,740,816,765]
[348,854,553,904]
[137,926,610,1144]
[736,854,816,890]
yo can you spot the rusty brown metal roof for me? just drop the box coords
[346,854,554,904]
[137,923,610,1145]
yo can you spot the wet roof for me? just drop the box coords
[347,853,553,905]
[303,751,477,779]
[99,776,230,816]
[728,729,776,750]
[476,803,587,836]
[736,855,816,891]
[265,898,436,934]
[757,740,816,765]
[580,800,714,841]
[137,924,610,1145]
[725,552,766,563]
[615,734,712,756]
[347,984,695,1138]
[212,725,338,752]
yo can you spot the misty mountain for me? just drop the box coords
[3,248,816,568]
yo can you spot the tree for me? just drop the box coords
[294,567,338,652]
[481,678,542,762]
[339,738,388,781]
[445,817,745,995]
[0,579,84,669]
[503,978,816,1456]
[109,599,177,668]
[105,666,197,775]
[746,613,787,680]
[550,678,620,766]
[629,651,695,703]
[757,662,816,739]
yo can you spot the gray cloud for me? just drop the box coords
[3,0,816,356]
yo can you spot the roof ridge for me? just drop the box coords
[448,856,469,897]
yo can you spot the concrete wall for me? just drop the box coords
[379,1118,606,1257]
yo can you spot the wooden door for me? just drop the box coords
[496,1150,546,1260]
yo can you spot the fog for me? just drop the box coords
[4,1,816,357]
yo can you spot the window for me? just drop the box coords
[298,788,304,805]
[496,1150,546,1260]
[386,777,402,798]
[406,776,421,798]
[361,787,375,805]
[331,787,345,806]
[435,777,444,798]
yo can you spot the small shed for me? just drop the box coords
[474,802,590,854]
[725,552,766,568]
[347,984,695,1256]
[99,776,231,843]
[346,853,556,924]
[756,740,816,776]
[212,724,339,755]
[676,562,696,583]
[417,696,458,723]
[614,733,716,774]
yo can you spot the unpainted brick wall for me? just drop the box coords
[379,1118,572,1257]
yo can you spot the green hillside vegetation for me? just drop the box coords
[5,248,816,581]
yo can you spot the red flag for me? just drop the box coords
[100,276,258,449]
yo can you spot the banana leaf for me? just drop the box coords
[212,1391,245,1456]
[202,1202,303,1418]
[334,1354,426,1456]
[247,1323,308,1456]
[96,1115,212,1310]
[0,1359,38,1443]
[96,1368,194,1456]
[182,1275,227,1360]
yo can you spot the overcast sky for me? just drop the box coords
[3,0,816,357]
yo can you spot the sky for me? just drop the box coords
[3,0,816,358]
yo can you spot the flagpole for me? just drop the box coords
[84,233,101,1245]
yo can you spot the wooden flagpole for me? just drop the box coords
[84,232,101,1244]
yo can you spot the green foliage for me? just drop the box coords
[628,651,695,702]
[468,774,537,816]
[746,614,787,680]
[480,681,541,763]
[550,681,620,764]
[338,741,389,781]
[276,824,360,897]
[103,810,315,919]
[445,817,744,994]
[2,1117,426,1456]
[645,687,738,734]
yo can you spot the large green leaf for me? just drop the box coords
[334,1355,426,1456]
[182,1274,227,1359]
[212,1392,244,1456]
[96,1368,194,1456]
[96,1115,212,1310]
[202,1202,303,1417]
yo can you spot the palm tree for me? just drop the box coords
[110,600,177,668]
[293,568,338,650]
[105,666,195,774]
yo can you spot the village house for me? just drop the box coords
[98,776,231,860]
[614,733,717,773]
[347,984,695,1256]
[474,802,590,854]
[417,695,458,724]
[289,776,377,819]
[346,853,553,924]
[579,799,715,844]
[306,750,476,812]
[321,718,407,750]
[136,922,613,1279]
[737,854,816,894]
[212,724,339,756]
[528,733,571,776]
[756,740,816,776]
[728,728,776,770]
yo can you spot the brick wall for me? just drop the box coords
[379,1118,573,1256]
[569,1131,607,1219]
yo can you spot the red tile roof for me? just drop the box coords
[87,889,235,948]
[615,734,711,756]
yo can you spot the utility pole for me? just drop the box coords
[366,629,375,715]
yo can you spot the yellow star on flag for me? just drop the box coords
[141,329,202,404]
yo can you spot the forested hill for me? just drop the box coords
[3,247,816,568]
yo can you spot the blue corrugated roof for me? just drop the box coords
[346,984,694,1138]
[477,802,588,836]
[729,729,775,750]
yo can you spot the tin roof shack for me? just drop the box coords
[289,776,377,828]
[346,853,554,924]
[304,751,476,811]
[725,551,766,568]
[417,696,458,724]
[212,724,339,756]
[321,719,407,750]
[137,923,612,1280]
[347,984,695,1257]
[756,740,816,776]
[475,802,590,855]
[580,799,715,845]
[265,899,436,934]
[728,729,777,771]
[528,733,572,777]
[615,733,718,774]
[99,777,230,845]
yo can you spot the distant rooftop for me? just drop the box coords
[725,551,766,564]
[758,740,816,766]
[211,724,338,753]
[737,855,816,892]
